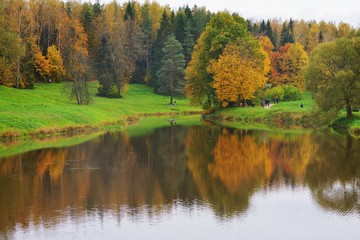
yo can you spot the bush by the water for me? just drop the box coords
[264,84,302,101]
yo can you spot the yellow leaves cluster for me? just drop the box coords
[208,42,270,106]
[33,45,66,82]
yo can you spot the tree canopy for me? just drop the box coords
[185,12,249,108]
[305,37,360,119]
[208,39,270,107]
[156,35,186,104]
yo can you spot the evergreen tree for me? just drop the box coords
[318,30,324,43]
[260,20,266,35]
[156,35,186,104]
[139,2,153,83]
[183,19,194,65]
[192,5,211,40]
[252,22,259,35]
[280,21,295,46]
[184,5,192,20]
[124,1,135,21]
[151,10,172,86]
[175,11,186,44]
[94,34,118,98]
[246,20,253,33]
[80,2,102,61]
[265,20,276,47]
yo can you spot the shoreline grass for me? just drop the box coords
[206,92,315,127]
[1,83,359,141]
[205,92,360,135]
[0,82,202,139]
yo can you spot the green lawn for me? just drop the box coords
[212,92,314,123]
[0,82,202,137]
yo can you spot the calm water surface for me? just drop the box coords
[0,123,360,239]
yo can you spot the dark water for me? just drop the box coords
[0,124,360,239]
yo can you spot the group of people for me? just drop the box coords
[261,99,271,108]
[261,97,279,108]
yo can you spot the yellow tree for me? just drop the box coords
[33,45,65,82]
[258,35,274,56]
[337,22,351,38]
[33,48,50,80]
[185,12,249,108]
[47,45,66,82]
[306,21,319,53]
[208,39,270,107]
[63,17,91,105]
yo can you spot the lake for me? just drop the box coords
[0,119,359,239]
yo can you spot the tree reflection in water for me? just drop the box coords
[0,125,359,237]
[306,134,360,214]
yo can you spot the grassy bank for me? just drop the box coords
[207,92,315,128]
[1,83,359,139]
[206,92,360,134]
[0,82,202,138]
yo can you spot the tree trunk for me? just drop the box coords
[16,55,20,89]
[345,98,352,119]
[170,48,173,105]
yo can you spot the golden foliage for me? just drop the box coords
[208,42,270,106]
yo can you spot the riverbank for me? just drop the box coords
[1,83,359,140]
[204,92,360,135]
[0,83,202,139]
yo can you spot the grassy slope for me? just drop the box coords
[0,82,202,136]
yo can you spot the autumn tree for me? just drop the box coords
[94,2,143,97]
[34,45,65,82]
[156,35,185,104]
[63,17,91,105]
[270,43,308,89]
[185,12,249,108]
[47,45,66,81]
[305,37,360,119]
[0,2,25,87]
[207,39,270,107]
[306,21,320,53]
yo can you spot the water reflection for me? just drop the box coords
[0,125,360,238]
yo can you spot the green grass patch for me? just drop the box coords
[0,83,202,137]
[209,92,315,127]
[331,111,360,136]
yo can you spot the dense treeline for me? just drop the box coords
[0,0,359,107]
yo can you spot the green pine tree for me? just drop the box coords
[183,19,194,65]
[156,35,186,104]
[151,10,172,86]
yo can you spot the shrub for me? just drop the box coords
[264,86,285,100]
[97,84,121,98]
[282,85,302,101]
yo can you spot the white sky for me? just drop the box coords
[108,0,360,27]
